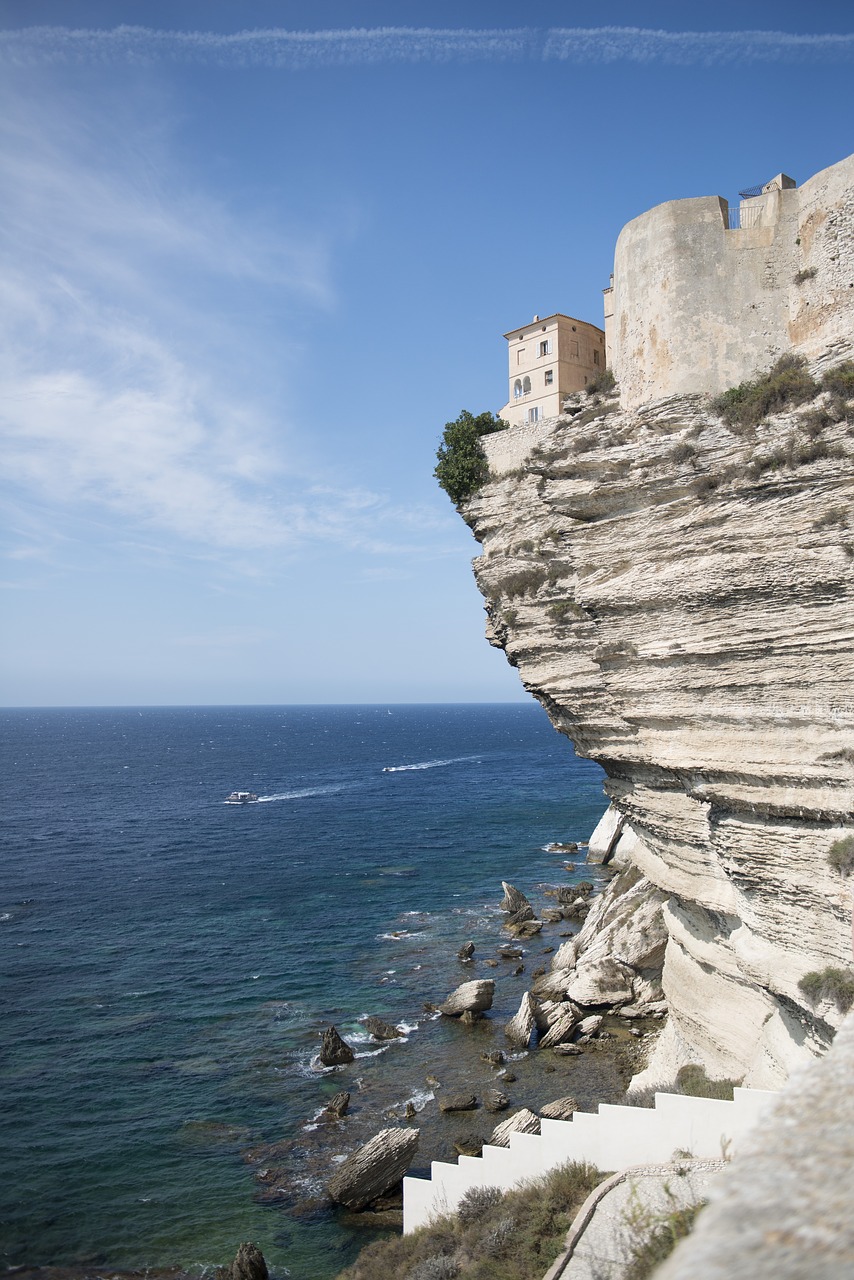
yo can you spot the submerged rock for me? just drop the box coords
[438,1093,478,1112]
[483,1088,510,1113]
[327,1127,419,1210]
[454,1134,487,1157]
[319,1025,355,1067]
[361,1016,404,1041]
[438,979,495,1017]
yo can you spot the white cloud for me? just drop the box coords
[0,24,852,69]
[0,82,457,567]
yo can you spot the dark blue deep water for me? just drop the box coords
[0,704,607,1278]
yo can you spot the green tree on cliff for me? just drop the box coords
[434,409,508,505]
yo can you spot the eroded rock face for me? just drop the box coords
[221,1243,268,1280]
[489,1108,541,1147]
[467,378,854,1089]
[319,1025,355,1067]
[504,990,537,1047]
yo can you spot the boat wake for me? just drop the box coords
[382,755,480,774]
[254,784,352,803]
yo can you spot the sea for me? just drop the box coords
[0,703,612,1279]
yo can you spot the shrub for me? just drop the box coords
[456,1186,502,1226]
[711,354,819,429]
[334,1161,604,1280]
[623,1201,705,1280]
[670,440,698,464]
[812,507,849,530]
[828,835,854,876]
[548,600,585,623]
[799,966,854,1012]
[434,410,508,506]
[585,367,616,397]
[693,474,720,499]
[408,1258,461,1280]
[501,566,549,598]
[821,361,854,399]
[794,266,818,284]
[675,1064,737,1100]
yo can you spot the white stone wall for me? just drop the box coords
[482,417,560,476]
[611,152,854,408]
[402,1087,776,1232]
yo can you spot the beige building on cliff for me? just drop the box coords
[499,313,606,427]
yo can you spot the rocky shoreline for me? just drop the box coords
[237,823,668,1243]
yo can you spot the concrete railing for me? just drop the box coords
[402,1087,777,1233]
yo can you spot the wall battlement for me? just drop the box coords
[609,152,854,408]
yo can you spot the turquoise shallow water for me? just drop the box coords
[0,704,607,1278]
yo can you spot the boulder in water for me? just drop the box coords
[438,1093,478,1112]
[327,1127,419,1210]
[319,1025,355,1067]
[500,881,532,914]
[326,1091,351,1118]
[361,1016,404,1041]
[457,940,475,961]
[438,979,495,1017]
[489,1108,540,1147]
[221,1243,268,1280]
[540,1096,578,1121]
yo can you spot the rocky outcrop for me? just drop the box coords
[319,1025,355,1067]
[466,372,854,1090]
[489,1108,541,1147]
[504,990,537,1047]
[221,1243,268,1280]
[438,979,495,1017]
[327,1128,419,1210]
[540,1095,578,1121]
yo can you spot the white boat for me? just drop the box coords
[225,791,259,804]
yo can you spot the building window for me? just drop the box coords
[517,349,526,364]
[522,375,532,394]
[538,339,552,357]
[593,350,600,365]
[544,369,554,386]
[513,378,523,399]
[570,340,579,357]
[527,406,540,423]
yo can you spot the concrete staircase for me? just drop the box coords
[403,1087,777,1233]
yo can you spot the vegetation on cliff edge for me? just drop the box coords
[434,410,508,506]
[335,1161,603,1280]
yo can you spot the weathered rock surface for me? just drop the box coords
[470,371,854,1088]
[319,1025,354,1067]
[326,1091,351,1117]
[438,979,495,1017]
[489,1108,541,1147]
[540,1096,578,1121]
[504,990,537,1047]
[539,1008,581,1049]
[500,881,532,913]
[221,1243,268,1280]
[361,1016,404,1041]
[457,940,475,961]
[327,1128,419,1210]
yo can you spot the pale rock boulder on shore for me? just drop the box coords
[438,979,495,1017]
[327,1127,419,1210]
[504,990,537,1047]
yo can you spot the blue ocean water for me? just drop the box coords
[0,704,607,1278]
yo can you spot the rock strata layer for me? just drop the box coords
[467,372,854,1089]
[327,1128,419,1210]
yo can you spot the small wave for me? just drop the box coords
[0,913,11,923]
[397,1087,434,1113]
[382,755,480,773]
[377,930,426,941]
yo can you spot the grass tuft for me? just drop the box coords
[799,966,854,1013]
[711,354,819,429]
[828,834,854,876]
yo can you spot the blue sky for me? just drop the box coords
[1,1,852,705]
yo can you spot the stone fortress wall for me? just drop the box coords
[609,151,854,409]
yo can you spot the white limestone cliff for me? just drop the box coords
[462,376,854,1090]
